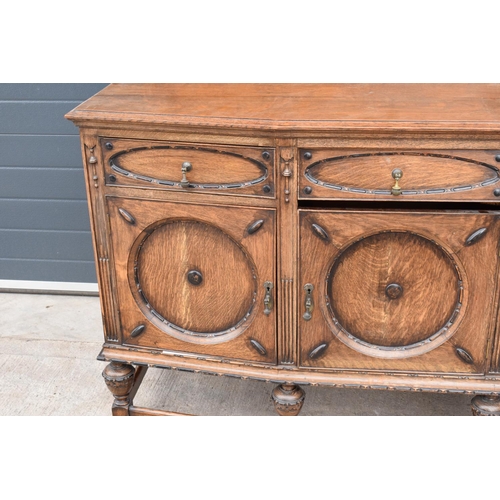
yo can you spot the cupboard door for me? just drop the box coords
[299,209,500,373]
[107,197,276,364]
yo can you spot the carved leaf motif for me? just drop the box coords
[130,324,146,338]
[247,219,265,235]
[465,227,487,246]
[118,208,136,225]
[309,343,328,359]
[311,223,329,241]
[280,148,294,163]
[249,339,267,356]
[456,347,474,364]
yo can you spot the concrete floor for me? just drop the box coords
[0,292,474,415]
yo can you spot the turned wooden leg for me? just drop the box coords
[102,361,136,416]
[272,383,305,416]
[471,394,500,416]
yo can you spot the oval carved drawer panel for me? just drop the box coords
[300,149,500,201]
[101,138,275,197]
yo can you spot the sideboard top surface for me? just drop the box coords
[65,83,500,133]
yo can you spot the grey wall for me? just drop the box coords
[0,84,108,283]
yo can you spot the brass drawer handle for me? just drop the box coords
[391,168,403,196]
[263,281,274,315]
[180,162,192,187]
[303,283,314,321]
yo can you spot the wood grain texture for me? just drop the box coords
[137,220,256,334]
[300,149,500,202]
[102,182,277,208]
[328,231,461,347]
[489,311,500,374]
[128,406,192,416]
[66,84,500,133]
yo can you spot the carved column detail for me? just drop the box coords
[102,362,136,416]
[81,133,121,343]
[272,383,305,416]
[86,144,99,188]
[471,395,500,416]
[280,278,296,364]
[277,143,297,366]
[98,257,118,341]
[280,148,294,203]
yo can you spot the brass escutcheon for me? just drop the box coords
[303,283,314,321]
[264,281,274,315]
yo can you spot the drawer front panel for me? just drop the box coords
[300,149,500,201]
[107,197,277,364]
[299,209,500,373]
[102,138,275,197]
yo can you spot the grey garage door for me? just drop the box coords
[0,83,108,288]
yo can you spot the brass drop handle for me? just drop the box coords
[180,162,192,187]
[391,168,403,196]
[263,281,274,315]
[303,283,314,321]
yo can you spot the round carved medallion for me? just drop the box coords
[325,231,466,358]
[129,219,257,343]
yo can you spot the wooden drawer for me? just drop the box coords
[299,149,500,202]
[101,138,275,198]
[299,209,500,374]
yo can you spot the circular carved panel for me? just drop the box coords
[325,231,466,358]
[129,219,257,343]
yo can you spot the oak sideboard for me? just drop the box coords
[66,84,500,416]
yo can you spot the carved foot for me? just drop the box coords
[471,395,500,416]
[102,361,136,416]
[272,383,305,416]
